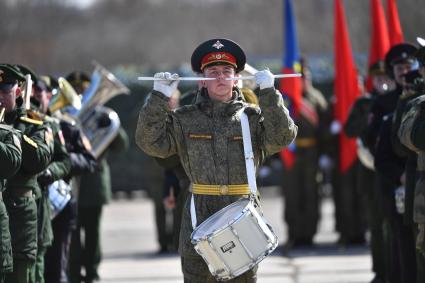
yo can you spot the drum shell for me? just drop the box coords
[191,199,278,281]
[48,180,72,219]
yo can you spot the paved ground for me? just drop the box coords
[97,188,374,283]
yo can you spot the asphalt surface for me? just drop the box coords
[97,188,373,283]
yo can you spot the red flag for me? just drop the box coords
[366,0,390,91]
[334,0,361,173]
[386,0,404,46]
[279,0,301,169]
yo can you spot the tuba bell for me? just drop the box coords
[48,77,82,113]
[67,63,130,158]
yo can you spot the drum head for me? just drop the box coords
[192,198,250,241]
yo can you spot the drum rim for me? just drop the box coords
[191,197,252,242]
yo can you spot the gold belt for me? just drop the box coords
[192,184,250,196]
[295,137,317,147]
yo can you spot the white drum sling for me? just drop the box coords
[190,109,278,281]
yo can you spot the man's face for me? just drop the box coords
[393,62,414,85]
[202,65,238,102]
[0,83,20,112]
[33,87,51,113]
[372,74,395,95]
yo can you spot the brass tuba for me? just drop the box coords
[67,63,130,158]
[48,77,82,113]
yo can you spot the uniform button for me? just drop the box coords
[219,185,229,195]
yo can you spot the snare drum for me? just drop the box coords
[191,198,278,281]
[48,179,72,219]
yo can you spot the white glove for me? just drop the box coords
[330,120,342,135]
[153,72,179,98]
[255,69,275,90]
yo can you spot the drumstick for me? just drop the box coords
[137,73,301,81]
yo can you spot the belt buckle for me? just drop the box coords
[219,185,229,195]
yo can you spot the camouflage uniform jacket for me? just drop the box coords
[398,93,425,224]
[136,87,297,256]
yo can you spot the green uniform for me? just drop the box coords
[3,106,53,283]
[136,87,297,282]
[71,127,128,283]
[0,124,22,280]
[33,117,70,283]
[284,85,327,246]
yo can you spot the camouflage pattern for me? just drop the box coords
[397,93,425,276]
[136,86,297,280]
[0,124,22,274]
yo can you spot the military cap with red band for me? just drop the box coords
[191,38,246,73]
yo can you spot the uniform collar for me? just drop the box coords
[196,87,245,117]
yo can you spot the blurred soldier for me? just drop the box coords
[283,59,328,249]
[41,76,97,283]
[371,43,418,283]
[0,64,53,283]
[0,68,23,282]
[395,45,425,283]
[67,71,129,283]
[344,60,393,282]
[17,65,72,283]
[135,38,297,282]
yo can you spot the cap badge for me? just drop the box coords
[212,40,224,49]
[402,52,407,58]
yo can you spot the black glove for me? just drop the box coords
[37,169,54,187]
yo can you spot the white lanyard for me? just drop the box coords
[190,108,257,229]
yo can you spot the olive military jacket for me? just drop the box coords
[136,87,297,186]
[0,124,22,191]
[5,106,53,195]
[136,87,297,256]
[0,124,21,272]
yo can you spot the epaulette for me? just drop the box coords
[23,134,38,148]
[19,116,43,126]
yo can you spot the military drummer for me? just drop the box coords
[136,38,297,282]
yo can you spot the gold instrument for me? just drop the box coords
[67,63,130,158]
[48,77,82,113]
[0,105,5,123]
